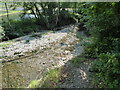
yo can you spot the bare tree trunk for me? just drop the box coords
[29,2,38,20]
[31,7,38,20]
[5,2,12,40]
[5,2,9,21]
[55,2,60,26]
[33,2,41,20]
[40,3,50,29]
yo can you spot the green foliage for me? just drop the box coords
[22,2,76,29]
[81,2,120,57]
[80,2,120,37]
[57,9,76,27]
[22,2,58,29]
[27,68,61,88]
[1,2,77,41]
[28,80,39,88]
[0,26,5,41]
[2,18,40,40]
[70,55,85,65]
[90,53,120,88]
[0,40,14,48]
[81,2,120,88]
[41,68,61,88]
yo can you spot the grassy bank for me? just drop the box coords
[0,10,22,17]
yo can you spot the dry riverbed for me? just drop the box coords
[1,25,93,88]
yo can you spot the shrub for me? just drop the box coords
[81,2,120,88]
[2,18,40,40]
[70,55,86,65]
[0,26,5,41]
[57,10,76,27]
[41,68,61,88]
[90,53,120,88]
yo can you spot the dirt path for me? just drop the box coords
[57,31,93,88]
[58,60,93,88]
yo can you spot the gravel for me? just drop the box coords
[1,27,79,61]
[2,25,93,88]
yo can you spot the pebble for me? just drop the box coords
[1,31,70,60]
[2,26,88,88]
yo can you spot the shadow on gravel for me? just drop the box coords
[57,59,93,88]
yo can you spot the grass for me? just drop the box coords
[0,10,22,16]
[28,80,40,88]
[0,40,14,48]
[70,55,86,65]
[41,68,61,88]
[48,38,50,40]
[28,55,87,88]
[50,30,55,33]
[76,32,84,40]
[28,68,61,88]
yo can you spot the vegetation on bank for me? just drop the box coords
[0,10,22,16]
[1,2,78,41]
[81,2,120,88]
[28,68,61,88]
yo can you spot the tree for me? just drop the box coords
[4,2,9,21]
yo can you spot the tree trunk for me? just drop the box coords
[29,2,38,20]
[5,2,12,40]
[33,2,41,20]
[55,2,60,27]
[74,2,77,13]
[5,3,10,21]
[40,3,50,29]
